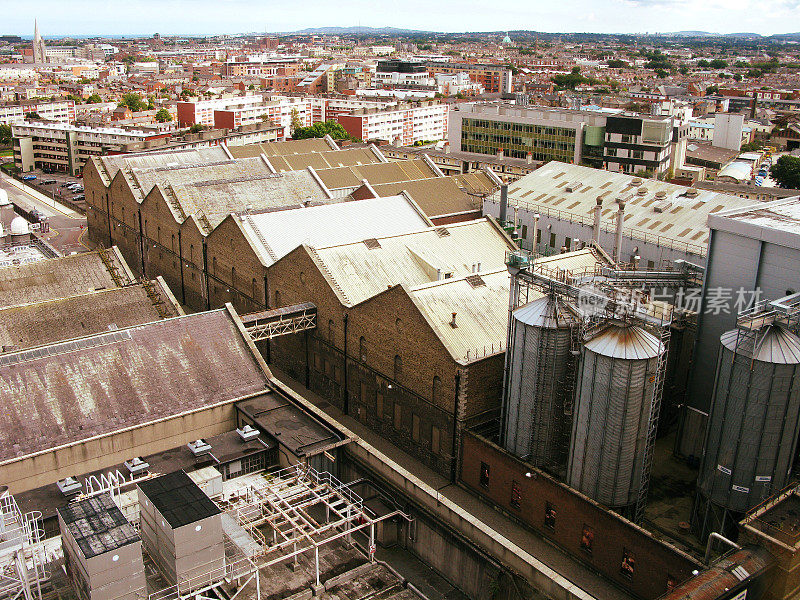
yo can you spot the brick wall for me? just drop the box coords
[460,432,701,600]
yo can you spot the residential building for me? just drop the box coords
[336,101,449,145]
[427,61,513,94]
[0,99,75,125]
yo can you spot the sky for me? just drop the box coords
[6,0,800,37]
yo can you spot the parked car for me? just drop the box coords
[21,174,36,181]
[41,179,57,185]
[72,194,85,201]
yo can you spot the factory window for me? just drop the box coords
[521,224,528,239]
[536,229,542,243]
[360,381,366,402]
[393,402,402,429]
[274,290,281,307]
[432,376,441,404]
[359,337,367,362]
[394,355,402,381]
[230,266,235,289]
[580,525,594,554]
[564,237,571,250]
[431,425,441,455]
[212,256,217,276]
[412,414,420,442]
[620,549,636,579]
[376,393,384,419]
[171,234,175,252]
[479,462,490,488]
[328,319,335,344]
[647,260,654,270]
[549,232,556,248]
[544,502,556,530]
[510,480,521,509]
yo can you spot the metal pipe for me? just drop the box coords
[614,200,626,263]
[704,531,741,564]
[499,179,509,225]
[533,213,540,252]
[593,196,603,243]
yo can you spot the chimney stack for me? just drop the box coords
[450,312,458,328]
[614,199,626,263]
[593,196,603,243]
[499,176,509,225]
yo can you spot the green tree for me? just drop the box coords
[709,59,728,69]
[119,92,146,112]
[697,59,710,68]
[0,124,11,145]
[607,59,628,69]
[155,108,172,122]
[293,120,350,140]
[25,112,40,120]
[147,96,155,110]
[289,108,302,137]
[770,155,800,189]
[189,124,205,134]
[86,93,102,103]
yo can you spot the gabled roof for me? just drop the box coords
[369,176,485,218]
[407,269,510,364]
[0,308,269,463]
[0,278,181,351]
[239,195,432,266]
[244,137,337,157]
[94,146,230,186]
[266,147,384,172]
[308,218,515,307]
[0,248,134,308]
[315,159,439,190]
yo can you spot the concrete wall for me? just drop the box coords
[0,402,237,493]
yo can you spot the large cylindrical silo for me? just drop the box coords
[503,295,576,472]
[696,325,800,533]
[567,322,664,510]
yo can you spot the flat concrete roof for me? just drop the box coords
[709,195,800,250]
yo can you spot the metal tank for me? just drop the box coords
[695,324,800,536]
[567,322,664,509]
[503,295,577,472]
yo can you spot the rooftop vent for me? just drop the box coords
[237,424,260,442]
[565,181,581,193]
[631,177,642,186]
[363,238,381,249]
[57,477,83,496]
[435,227,451,237]
[637,187,648,196]
[124,457,150,475]
[187,439,212,456]
[684,188,699,198]
[655,190,667,200]
[653,200,673,213]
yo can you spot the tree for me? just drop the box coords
[697,59,710,68]
[0,124,11,145]
[770,155,800,189]
[147,96,155,110]
[86,93,102,103]
[25,112,40,120]
[119,92,146,112]
[189,124,205,134]
[292,120,350,140]
[289,108,302,137]
[607,59,628,69]
[155,108,172,122]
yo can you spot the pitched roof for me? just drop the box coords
[239,195,431,266]
[266,147,383,172]
[370,176,483,218]
[0,279,181,351]
[0,308,269,462]
[0,248,134,308]
[94,146,230,186]
[309,218,515,307]
[315,159,439,190]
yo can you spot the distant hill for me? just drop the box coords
[291,26,431,35]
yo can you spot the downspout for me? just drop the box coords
[343,312,349,416]
[105,193,112,247]
[178,230,185,305]
[137,210,145,277]
[451,370,462,483]
[264,274,271,363]
[202,238,210,310]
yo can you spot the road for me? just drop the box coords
[0,172,90,255]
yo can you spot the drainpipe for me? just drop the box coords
[614,199,626,263]
[704,532,740,564]
[137,210,146,277]
[532,213,540,253]
[105,194,112,247]
[264,274,271,363]
[451,370,462,483]
[202,238,210,310]
[593,196,603,244]
[343,312,349,416]
[178,230,185,305]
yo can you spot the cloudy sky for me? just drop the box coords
[7,0,800,37]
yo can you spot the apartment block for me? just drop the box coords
[0,99,75,125]
[427,61,513,94]
[336,102,449,145]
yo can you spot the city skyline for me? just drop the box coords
[4,0,800,37]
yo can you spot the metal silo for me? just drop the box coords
[567,322,664,510]
[695,324,800,538]
[503,295,577,473]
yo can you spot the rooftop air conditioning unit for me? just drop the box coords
[124,457,150,475]
[187,439,212,456]
[237,424,260,442]
[57,477,83,496]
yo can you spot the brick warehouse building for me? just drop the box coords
[265,220,517,477]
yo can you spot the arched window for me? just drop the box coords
[394,355,402,382]
[432,376,441,404]
[359,337,366,362]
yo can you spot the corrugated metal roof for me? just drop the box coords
[371,177,480,217]
[408,269,511,363]
[240,195,430,266]
[584,323,663,360]
[714,196,800,237]
[311,218,514,307]
[498,162,756,249]
[270,148,381,172]
[533,247,611,274]
[315,159,438,190]
[721,325,800,364]
[97,146,229,184]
